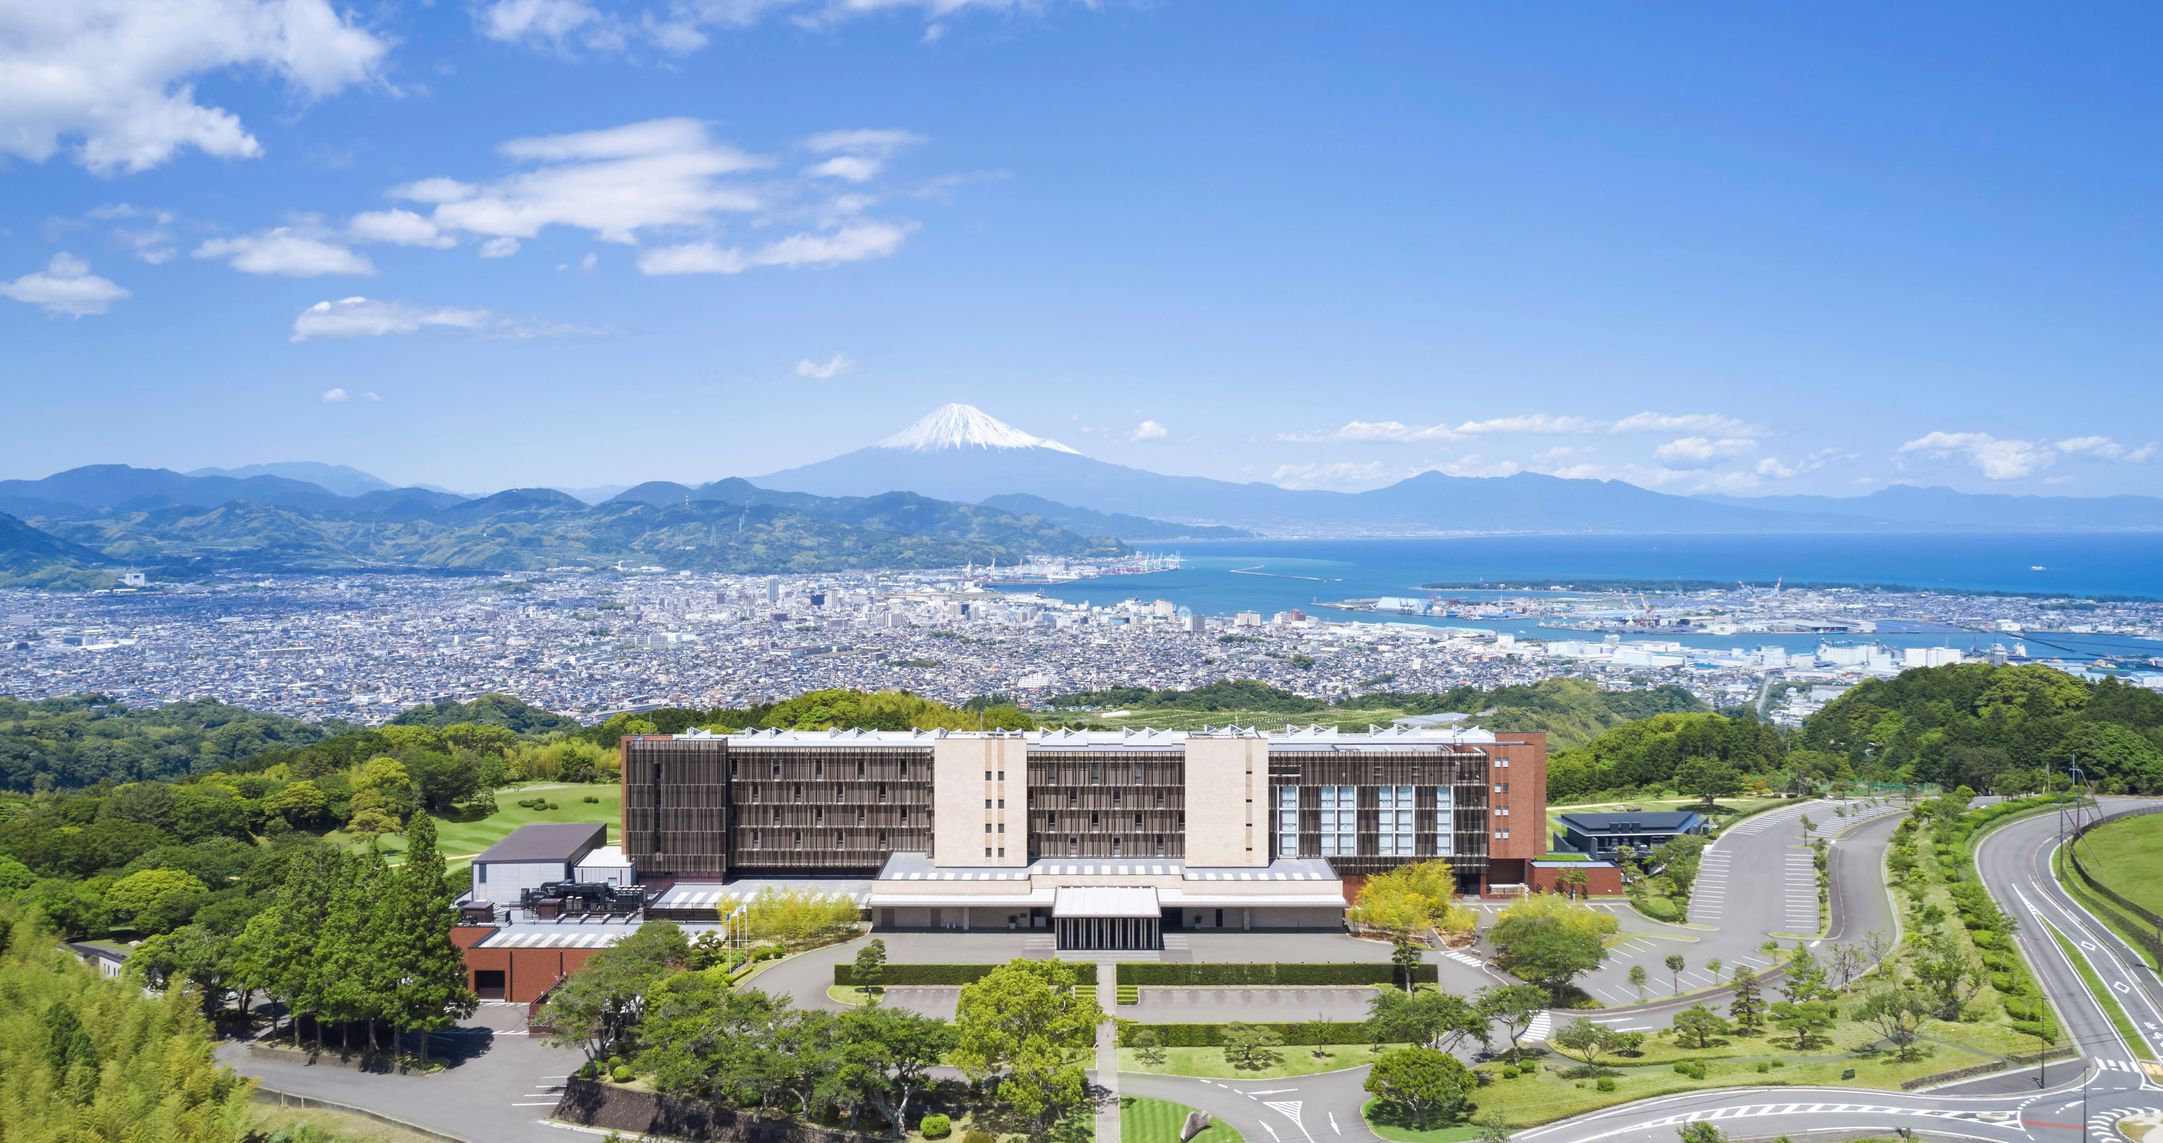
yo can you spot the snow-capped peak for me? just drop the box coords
[876,403,1082,454]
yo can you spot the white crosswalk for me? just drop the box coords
[1523,1011,1552,1043]
[1441,950,1483,968]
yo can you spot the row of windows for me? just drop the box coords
[1275,785,1463,858]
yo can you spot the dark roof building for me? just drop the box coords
[1554,810,1710,861]
[474,822,608,865]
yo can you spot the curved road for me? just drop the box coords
[1503,799,2163,1142]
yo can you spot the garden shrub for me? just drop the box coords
[919,1113,952,1139]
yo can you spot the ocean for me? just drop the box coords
[992,533,2163,661]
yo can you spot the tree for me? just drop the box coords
[1364,1047,1477,1129]
[1495,919,1606,995]
[1705,957,1722,982]
[1132,1028,1167,1068]
[1628,964,1649,1003]
[1557,867,1590,900]
[1665,953,1687,996]
[1671,1004,1731,1050]
[544,921,690,1062]
[951,960,1099,1126]
[1769,999,1836,1049]
[1907,930,1985,1021]
[1675,757,1742,806]
[376,814,476,1063]
[1475,984,1549,1059]
[1552,1018,1620,1065]
[1827,943,1868,992]
[1779,947,1827,1004]
[1678,1123,1729,1143]
[827,1004,953,1135]
[1349,859,1468,940]
[1391,936,1425,991]
[1853,987,1930,1062]
[854,938,889,1001]
[103,868,209,934]
[1728,966,1765,1035]
[1369,988,1487,1053]
[1222,1023,1284,1071]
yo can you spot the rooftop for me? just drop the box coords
[473,822,608,865]
[1556,811,1707,832]
[674,724,1509,749]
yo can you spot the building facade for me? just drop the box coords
[621,725,1545,950]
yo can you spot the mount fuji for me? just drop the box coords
[755,404,1852,535]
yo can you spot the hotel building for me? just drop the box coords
[619,724,1546,951]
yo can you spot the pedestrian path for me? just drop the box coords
[1095,962,1121,1143]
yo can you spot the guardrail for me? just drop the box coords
[251,1086,473,1143]
[2066,805,2163,966]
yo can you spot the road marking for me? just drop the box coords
[1328,1111,1340,1134]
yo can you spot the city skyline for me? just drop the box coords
[5,3,2160,499]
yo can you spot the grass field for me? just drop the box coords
[2073,813,2163,917]
[337,780,620,872]
[249,1103,449,1143]
[1121,1096,1243,1143]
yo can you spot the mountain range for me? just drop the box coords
[7,403,2163,587]
[760,404,2163,536]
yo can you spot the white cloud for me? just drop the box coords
[1897,431,2054,481]
[0,253,130,316]
[291,296,591,341]
[794,353,856,379]
[0,0,389,174]
[477,1,1072,56]
[1454,413,1604,435]
[1270,461,1393,490]
[1127,419,1168,442]
[804,128,926,156]
[638,221,913,275]
[2056,436,2157,463]
[1424,454,1524,478]
[478,0,601,46]
[320,387,349,403]
[348,209,455,248]
[478,236,522,258]
[194,228,375,276]
[1611,411,1765,436]
[808,155,884,182]
[391,118,767,246]
[1652,436,1758,467]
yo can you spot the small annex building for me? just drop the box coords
[1553,810,1710,862]
[469,822,609,904]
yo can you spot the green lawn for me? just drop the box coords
[338,780,620,873]
[2073,813,2163,917]
[1363,1099,1485,1143]
[1121,1096,1242,1143]
[1120,1044,1394,1080]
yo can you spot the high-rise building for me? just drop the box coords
[620,725,1546,950]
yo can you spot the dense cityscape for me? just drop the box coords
[7,564,2160,727]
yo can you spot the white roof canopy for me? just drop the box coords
[1052,885,1161,919]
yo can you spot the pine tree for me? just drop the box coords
[381,814,478,1063]
[1728,965,1766,1035]
[321,848,387,1052]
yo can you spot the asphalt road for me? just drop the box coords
[1510,799,2163,1143]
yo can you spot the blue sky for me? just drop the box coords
[3,1,2158,498]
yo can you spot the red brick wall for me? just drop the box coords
[1527,863,1624,896]
[461,940,604,1004]
[1488,734,1548,861]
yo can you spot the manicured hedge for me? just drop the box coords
[1117,1020,1376,1048]
[832,963,999,986]
[1116,962,1437,987]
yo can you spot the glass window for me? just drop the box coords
[1435,786,1455,856]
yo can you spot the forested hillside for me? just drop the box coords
[1800,663,2163,793]
[1042,677,1706,750]
[0,696,338,790]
